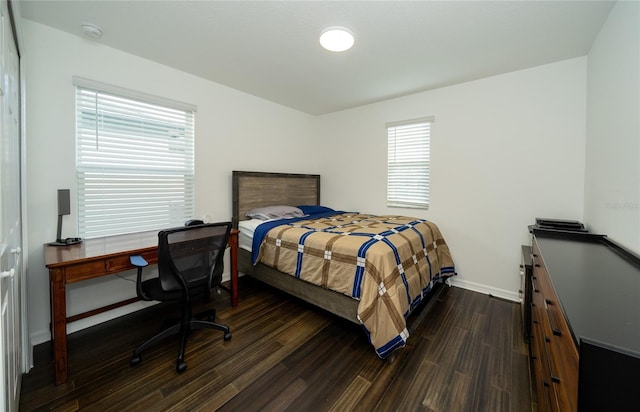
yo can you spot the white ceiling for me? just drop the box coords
[19,0,615,115]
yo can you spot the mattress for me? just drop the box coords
[249,212,456,357]
[238,218,263,252]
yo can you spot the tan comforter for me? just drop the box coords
[257,213,455,357]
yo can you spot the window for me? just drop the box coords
[74,77,196,238]
[386,117,433,209]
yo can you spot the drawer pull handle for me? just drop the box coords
[544,336,561,384]
[544,299,563,336]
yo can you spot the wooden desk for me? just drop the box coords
[44,229,239,385]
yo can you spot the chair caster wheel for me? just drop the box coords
[131,354,141,366]
[176,360,187,373]
[224,332,232,341]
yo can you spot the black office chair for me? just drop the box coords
[129,222,232,373]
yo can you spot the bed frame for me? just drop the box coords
[232,170,362,323]
[231,170,445,326]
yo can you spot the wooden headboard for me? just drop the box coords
[232,171,320,228]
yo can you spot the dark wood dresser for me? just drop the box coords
[527,228,640,412]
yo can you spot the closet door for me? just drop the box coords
[0,0,23,410]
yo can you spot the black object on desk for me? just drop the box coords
[49,189,83,246]
[48,237,83,247]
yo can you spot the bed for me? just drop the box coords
[232,170,456,358]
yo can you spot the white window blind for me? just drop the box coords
[75,78,196,238]
[387,117,433,209]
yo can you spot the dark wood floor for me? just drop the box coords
[20,278,532,411]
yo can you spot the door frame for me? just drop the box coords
[7,0,30,372]
[11,0,30,374]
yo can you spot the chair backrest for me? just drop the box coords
[157,222,232,292]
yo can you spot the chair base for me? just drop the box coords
[131,316,231,373]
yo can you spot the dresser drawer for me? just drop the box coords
[546,328,579,411]
[540,379,555,412]
[534,267,567,340]
[532,286,555,408]
[529,305,549,406]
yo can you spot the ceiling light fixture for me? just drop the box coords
[319,27,354,52]
[81,23,103,40]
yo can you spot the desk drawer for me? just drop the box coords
[65,260,106,283]
[106,250,157,273]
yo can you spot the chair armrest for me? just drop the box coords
[130,255,148,267]
[130,255,151,300]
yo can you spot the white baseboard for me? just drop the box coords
[30,273,233,346]
[30,330,52,347]
[449,277,521,302]
[30,300,160,346]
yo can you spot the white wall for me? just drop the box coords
[23,20,317,344]
[316,58,587,299]
[584,1,640,253]
[23,17,595,345]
